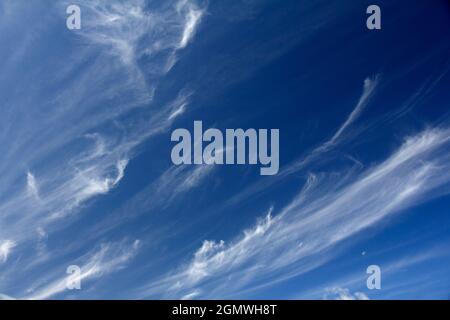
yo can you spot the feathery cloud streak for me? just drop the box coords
[141,127,450,298]
[0,0,206,295]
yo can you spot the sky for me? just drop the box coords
[0,0,450,300]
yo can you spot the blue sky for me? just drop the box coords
[0,0,450,300]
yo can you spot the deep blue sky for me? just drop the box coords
[0,0,449,300]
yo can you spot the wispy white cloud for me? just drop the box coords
[323,287,369,300]
[325,75,380,147]
[26,171,40,201]
[71,158,129,206]
[140,127,450,298]
[177,0,205,49]
[0,0,206,295]
[0,240,16,264]
[68,0,206,71]
[221,75,381,210]
[181,290,202,300]
[288,75,381,169]
[165,0,206,71]
[25,240,140,300]
[168,102,188,120]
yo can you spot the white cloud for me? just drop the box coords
[221,75,381,210]
[140,127,450,298]
[323,287,369,300]
[26,171,40,200]
[0,240,16,263]
[0,0,206,243]
[181,290,202,300]
[0,2,207,296]
[68,0,206,70]
[168,102,187,120]
[178,2,204,49]
[26,240,140,300]
[326,75,380,147]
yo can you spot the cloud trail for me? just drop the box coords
[0,0,205,240]
[26,240,140,300]
[325,75,380,147]
[0,0,206,297]
[220,75,381,210]
[0,240,16,264]
[140,127,450,298]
